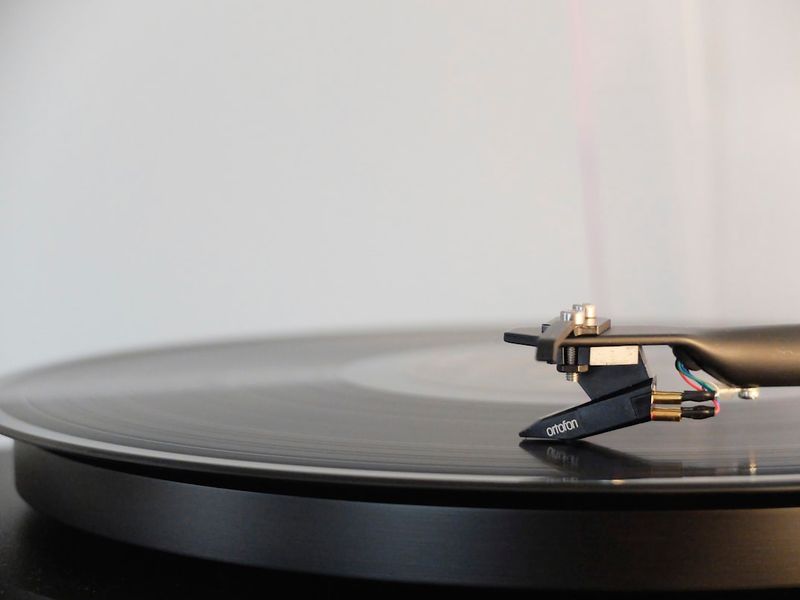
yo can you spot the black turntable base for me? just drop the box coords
[5,329,800,594]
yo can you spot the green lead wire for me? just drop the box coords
[675,360,716,393]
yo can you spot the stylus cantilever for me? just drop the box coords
[505,304,800,440]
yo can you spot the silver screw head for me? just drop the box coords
[738,387,760,400]
[560,310,573,322]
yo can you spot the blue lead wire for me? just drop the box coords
[675,360,716,393]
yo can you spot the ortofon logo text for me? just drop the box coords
[546,418,579,437]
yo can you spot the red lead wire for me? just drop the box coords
[679,370,703,392]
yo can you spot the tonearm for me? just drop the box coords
[505,303,800,440]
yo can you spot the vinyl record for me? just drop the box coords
[1,328,799,490]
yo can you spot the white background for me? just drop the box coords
[2,0,800,377]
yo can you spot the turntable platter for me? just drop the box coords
[4,330,800,590]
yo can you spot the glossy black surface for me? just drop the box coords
[2,329,800,491]
[0,446,531,598]
[12,440,800,592]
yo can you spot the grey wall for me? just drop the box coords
[2,0,800,375]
